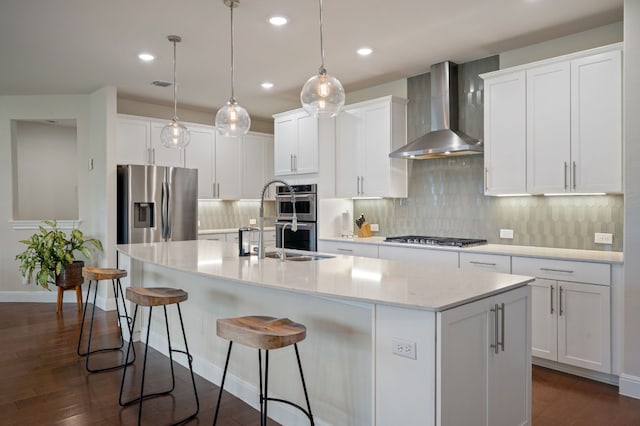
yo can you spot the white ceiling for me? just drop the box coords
[0,0,623,121]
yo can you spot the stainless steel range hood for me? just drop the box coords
[390,61,483,159]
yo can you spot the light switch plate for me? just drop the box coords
[594,233,613,244]
[500,229,514,239]
[370,223,379,232]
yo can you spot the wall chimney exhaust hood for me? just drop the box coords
[390,61,483,159]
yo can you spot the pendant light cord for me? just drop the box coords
[318,0,326,74]
[172,38,178,120]
[229,2,236,103]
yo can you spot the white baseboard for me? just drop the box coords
[532,357,619,386]
[619,374,640,399]
[145,329,327,426]
[0,290,116,311]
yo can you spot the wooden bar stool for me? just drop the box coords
[213,316,314,426]
[77,267,135,372]
[119,287,199,426]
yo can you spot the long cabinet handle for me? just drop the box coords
[540,267,574,274]
[572,161,577,190]
[360,175,365,195]
[490,304,499,354]
[484,167,489,192]
[293,154,297,171]
[469,261,497,266]
[499,302,505,352]
[356,176,360,195]
[337,248,354,252]
[564,162,568,190]
[550,284,555,315]
[559,286,564,316]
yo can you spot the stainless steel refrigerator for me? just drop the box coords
[117,164,198,244]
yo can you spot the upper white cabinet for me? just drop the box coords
[116,114,184,167]
[243,132,274,199]
[273,108,336,198]
[483,72,527,195]
[335,96,408,198]
[273,110,320,175]
[184,124,216,199]
[214,134,243,199]
[481,43,622,195]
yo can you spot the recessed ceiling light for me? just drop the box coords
[261,82,274,89]
[138,53,155,62]
[269,16,288,26]
[357,47,373,56]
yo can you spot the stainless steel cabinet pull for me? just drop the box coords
[217,183,220,198]
[356,176,360,195]
[293,154,297,171]
[360,176,365,195]
[469,261,497,266]
[490,304,499,354]
[484,167,489,192]
[540,267,574,274]
[550,284,555,315]
[337,248,353,252]
[499,302,505,352]
[564,162,568,190]
[212,182,216,197]
[572,161,577,190]
[559,286,564,316]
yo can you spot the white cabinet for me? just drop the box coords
[273,110,319,175]
[335,96,408,198]
[116,115,183,167]
[378,245,458,268]
[460,252,511,274]
[438,285,531,426]
[317,239,379,258]
[184,124,216,199]
[480,43,622,195]
[214,134,242,199]
[512,256,611,373]
[482,72,527,195]
[198,232,226,241]
[243,132,274,199]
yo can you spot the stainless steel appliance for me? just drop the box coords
[384,235,487,248]
[276,184,317,222]
[117,164,198,244]
[275,184,317,251]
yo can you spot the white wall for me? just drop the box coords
[0,92,111,300]
[621,0,640,399]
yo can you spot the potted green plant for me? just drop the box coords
[16,220,103,289]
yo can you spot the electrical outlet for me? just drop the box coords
[500,229,514,239]
[594,233,613,244]
[392,338,417,360]
[370,223,379,232]
[249,218,257,225]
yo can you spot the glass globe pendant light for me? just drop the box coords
[215,0,251,137]
[300,0,345,118]
[161,35,191,149]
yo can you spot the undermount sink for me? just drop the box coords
[264,251,335,261]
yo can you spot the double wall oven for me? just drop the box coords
[275,184,317,251]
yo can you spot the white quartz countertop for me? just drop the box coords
[117,240,534,312]
[198,226,274,235]
[319,237,623,264]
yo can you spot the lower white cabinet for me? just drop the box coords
[437,285,531,426]
[378,245,459,268]
[198,233,226,241]
[317,240,379,258]
[513,257,611,373]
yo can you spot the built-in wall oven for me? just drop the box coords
[276,184,317,251]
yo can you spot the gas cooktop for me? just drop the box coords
[383,235,487,248]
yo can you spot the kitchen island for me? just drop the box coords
[117,240,534,426]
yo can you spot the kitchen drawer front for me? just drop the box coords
[378,245,459,268]
[512,256,610,286]
[317,240,379,258]
[459,253,511,274]
[198,233,227,241]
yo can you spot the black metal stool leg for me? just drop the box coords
[173,303,200,423]
[119,304,139,406]
[213,341,234,426]
[137,306,154,426]
[115,278,136,364]
[76,279,94,356]
[294,343,315,425]
[263,350,270,426]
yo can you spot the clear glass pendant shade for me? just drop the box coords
[161,118,191,148]
[215,100,251,137]
[300,69,345,118]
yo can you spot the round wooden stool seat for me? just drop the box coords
[216,316,307,350]
[125,287,188,307]
[82,267,127,281]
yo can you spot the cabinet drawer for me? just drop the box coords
[512,257,610,286]
[378,245,459,268]
[198,233,226,241]
[317,240,379,258]
[460,253,511,274]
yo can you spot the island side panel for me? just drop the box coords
[124,254,375,426]
[375,304,437,426]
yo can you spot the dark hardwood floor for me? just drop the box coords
[1,302,639,425]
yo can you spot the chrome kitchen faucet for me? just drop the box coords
[258,179,297,259]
